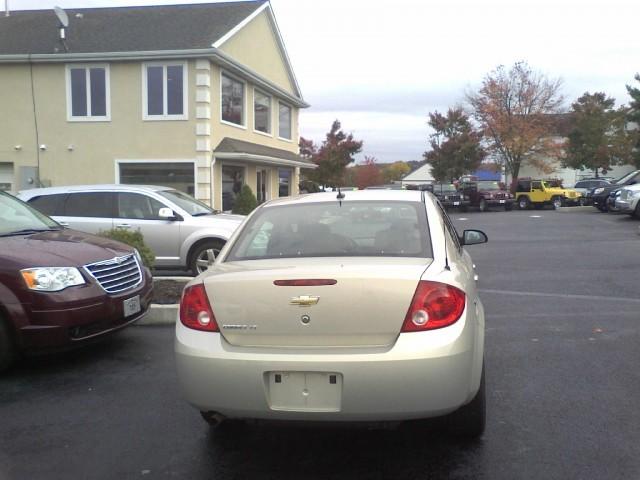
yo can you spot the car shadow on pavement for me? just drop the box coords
[201,422,487,479]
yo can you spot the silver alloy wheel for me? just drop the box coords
[518,197,529,209]
[195,248,221,274]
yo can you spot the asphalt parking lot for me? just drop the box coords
[1,208,639,480]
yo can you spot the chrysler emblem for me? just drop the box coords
[290,295,320,307]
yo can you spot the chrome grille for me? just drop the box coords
[444,194,461,202]
[84,254,142,294]
[494,193,506,199]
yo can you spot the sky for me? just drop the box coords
[7,0,640,162]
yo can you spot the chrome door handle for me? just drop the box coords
[116,223,131,229]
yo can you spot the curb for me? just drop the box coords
[137,304,178,326]
[555,206,595,213]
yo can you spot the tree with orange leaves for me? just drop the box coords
[354,156,383,189]
[467,62,565,184]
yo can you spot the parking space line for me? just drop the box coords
[479,288,640,304]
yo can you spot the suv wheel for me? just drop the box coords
[518,196,530,210]
[552,196,564,209]
[0,316,16,372]
[479,198,487,212]
[189,240,225,275]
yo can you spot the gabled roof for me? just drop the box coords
[0,1,266,54]
[214,138,316,168]
[401,164,434,183]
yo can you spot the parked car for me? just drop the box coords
[19,185,244,274]
[0,191,153,371]
[605,187,625,213]
[572,179,611,205]
[615,184,640,218]
[175,190,488,438]
[459,180,514,212]
[591,170,640,212]
[514,178,582,209]
[432,183,470,211]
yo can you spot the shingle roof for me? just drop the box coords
[214,138,315,166]
[0,1,266,55]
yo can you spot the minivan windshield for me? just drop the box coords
[227,201,432,260]
[0,192,60,236]
[157,190,215,216]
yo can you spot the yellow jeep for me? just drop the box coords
[515,178,583,209]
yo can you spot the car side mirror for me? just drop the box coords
[159,207,179,221]
[461,229,488,246]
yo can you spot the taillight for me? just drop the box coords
[401,281,466,332]
[179,284,219,332]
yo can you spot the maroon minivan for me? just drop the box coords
[0,191,153,371]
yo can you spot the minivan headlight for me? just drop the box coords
[21,267,85,292]
[631,190,640,198]
[593,188,605,195]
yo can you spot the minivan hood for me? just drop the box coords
[0,229,132,270]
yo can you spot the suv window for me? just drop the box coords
[28,194,67,216]
[116,193,165,220]
[63,192,114,218]
[531,181,542,190]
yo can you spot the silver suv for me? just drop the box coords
[18,185,244,274]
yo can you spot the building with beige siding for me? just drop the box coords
[0,1,314,210]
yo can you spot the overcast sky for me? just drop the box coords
[7,0,640,162]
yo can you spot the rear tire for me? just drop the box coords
[189,239,225,276]
[518,196,530,210]
[447,363,486,439]
[0,316,17,373]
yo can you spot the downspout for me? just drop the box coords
[28,54,42,186]
[4,0,9,17]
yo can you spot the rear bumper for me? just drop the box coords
[175,306,484,422]
[485,199,513,207]
[442,200,470,209]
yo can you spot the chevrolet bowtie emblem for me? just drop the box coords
[290,295,320,307]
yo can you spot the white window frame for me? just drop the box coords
[115,159,198,198]
[65,64,111,122]
[142,62,189,121]
[220,70,247,130]
[256,166,272,203]
[253,88,272,137]
[278,101,293,142]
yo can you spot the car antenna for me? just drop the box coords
[336,187,345,207]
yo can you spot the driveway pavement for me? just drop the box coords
[1,209,639,480]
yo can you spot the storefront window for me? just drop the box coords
[119,162,194,195]
[278,168,292,197]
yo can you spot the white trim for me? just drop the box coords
[65,63,111,122]
[141,61,189,121]
[212,3,303,99]
[253,87,272,136]
[212,2,270,49]
[215,152,316,169]
[277,100,293,141]
[219,70,247,128]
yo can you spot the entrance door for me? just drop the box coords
[221,165,245,211]
[256,168,269,204]
[0,163,14,192]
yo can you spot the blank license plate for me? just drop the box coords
[499,200,506,204]
[453,201,460,206]
[123,295,141,317]
[268,372,342,412]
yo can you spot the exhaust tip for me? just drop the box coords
[200,411,227,427]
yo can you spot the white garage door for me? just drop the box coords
[0,163,14,192]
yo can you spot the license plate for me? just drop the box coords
[268,372,342,412]
[499,200,506,204]
[453,201,460,206]
[123,295,141,317]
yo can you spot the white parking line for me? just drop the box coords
[529,215,542,218]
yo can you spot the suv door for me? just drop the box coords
[60,192,115,234]
[114,192,181,266]
[530,181,545,202]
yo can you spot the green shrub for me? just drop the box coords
[232,185,258,215]
[98,228,155,269]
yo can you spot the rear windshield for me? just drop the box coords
[227,201,432,260]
